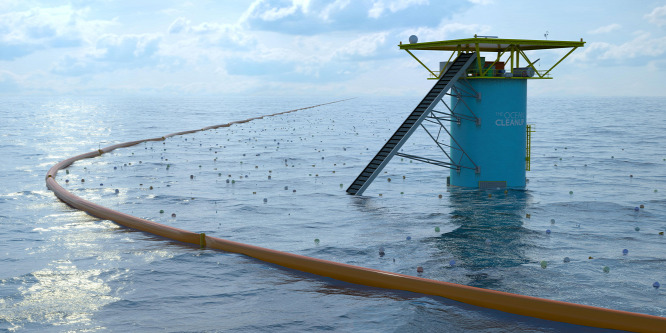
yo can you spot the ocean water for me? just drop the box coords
[1,94,665,332]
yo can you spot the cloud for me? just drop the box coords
[0,6,86,60]
[52,33,163,75]
[168,17,190,34]
[166,17,256,48]
[0,70,20,92]
[95,34,161,62]
[368,0,428,19]
[588,23,621,35]
[571,31,666,64]
[241,0,468,35]
[645,5,666,27]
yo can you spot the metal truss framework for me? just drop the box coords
[396,78,481,174]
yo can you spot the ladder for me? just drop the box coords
[346,52,477,195]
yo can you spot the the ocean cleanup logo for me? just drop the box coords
[495,111,525,126]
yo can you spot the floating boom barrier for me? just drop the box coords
[45,100,665,333]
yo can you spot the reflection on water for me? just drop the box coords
[435,188,533,287]
[0,262,118,331]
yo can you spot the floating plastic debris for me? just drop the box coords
[540,261,547,269]
[416,266,424,273]
[171,213,176,218]
[438,194,442,199]
[81,179,85,183]
[263,198,267,203]
[406,236,411,240]
[635,227,640,231]
[569,191,573,195]
[160,210,164,214]
[563,257,570,263]
[640,204,645,209]
[634,207,639,211]
[654,281,661,289]
[603,266,610,273]
[379,246,385,257]
[314,238,320,244]
[190,175,194,179]
[100,183,103,186]
[526,213,530,218]
[435,226,440,232]
[551,219,555,224]
[546,229,551,235]
[623,249,629,255]
[449,260,456,267]
[114,189,119,194]
[65,179,69,183]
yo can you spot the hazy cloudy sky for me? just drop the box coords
[1,1,665,97]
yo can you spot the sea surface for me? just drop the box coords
[1,94,665,332]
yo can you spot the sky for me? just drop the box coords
[1,0,665,97]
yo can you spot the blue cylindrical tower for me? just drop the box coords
[450,79,527,188]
